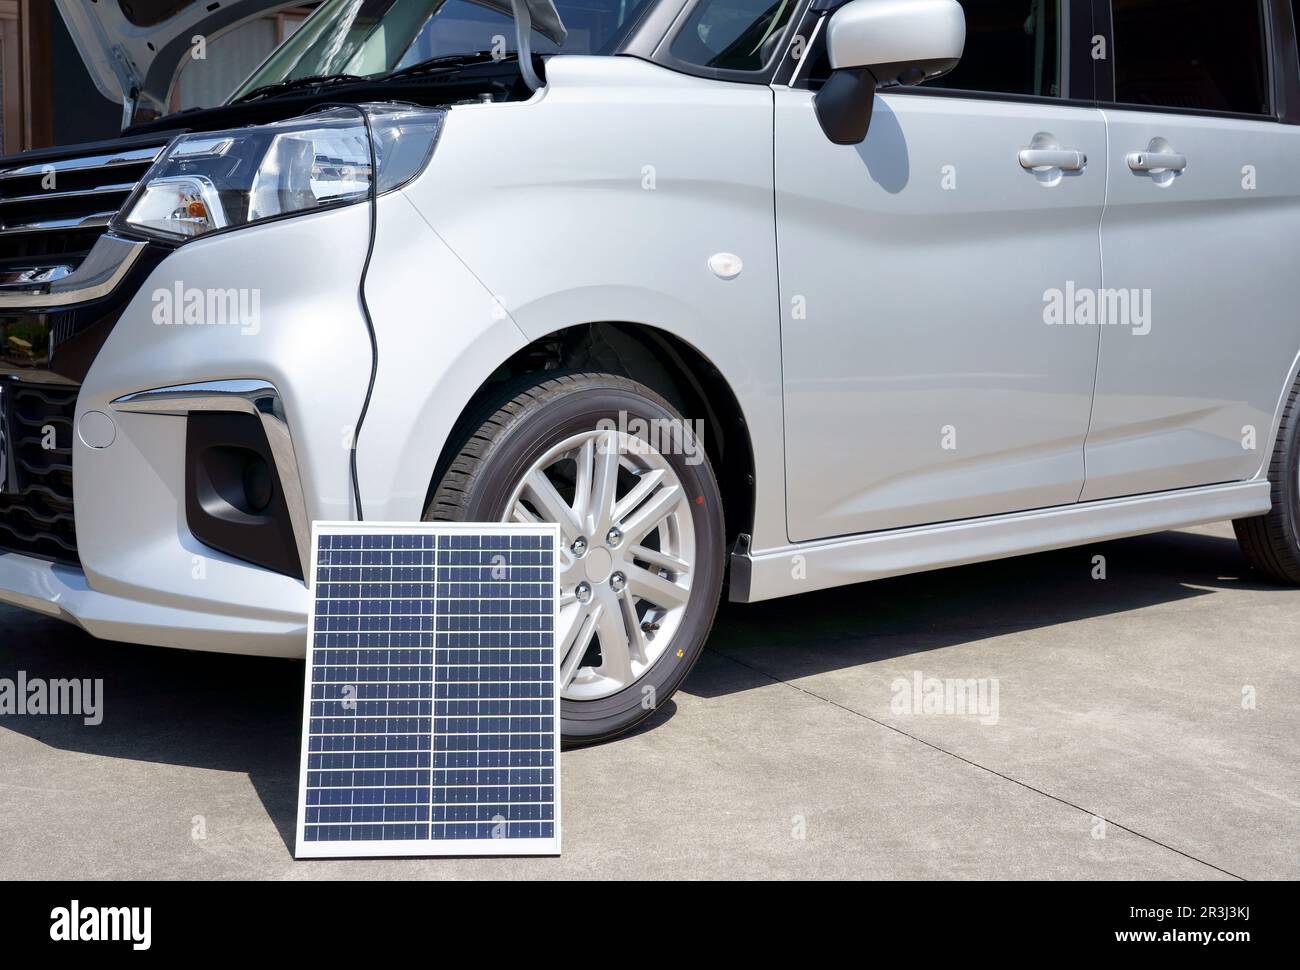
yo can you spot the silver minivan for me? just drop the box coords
[2,0,1299,742]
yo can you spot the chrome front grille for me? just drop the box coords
[0,379,78,563]
[0,145,163,284]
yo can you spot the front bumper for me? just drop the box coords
[1,186,531,657]
[1,202,375,656]
[0,550,307,656]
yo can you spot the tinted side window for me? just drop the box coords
[921,0,1061,97]
[670,0,797,72]
[1112,0,1269,114]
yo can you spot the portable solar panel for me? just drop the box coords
[295,522,561,858]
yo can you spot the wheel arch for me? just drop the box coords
[427,321,757,545]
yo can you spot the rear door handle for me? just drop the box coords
[1127,138,1187,177]
[1128,151,1187,173]
[1019,148,1088,172]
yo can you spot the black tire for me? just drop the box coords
[1234,375,1300,584]
[426,371,725,744]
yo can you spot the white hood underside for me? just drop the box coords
[55,0,568,124]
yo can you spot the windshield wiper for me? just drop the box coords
[233,49,524,105]
[380,51,504,82]
[233,73,368,104]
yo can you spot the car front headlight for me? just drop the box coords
[115,105,446,242]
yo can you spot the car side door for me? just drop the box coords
[1082,0,1300,500]
[774,0,1107,542]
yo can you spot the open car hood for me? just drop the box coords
[55,0,568,127]
[55,0,302,123]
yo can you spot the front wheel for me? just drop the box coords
[426,372,725,743]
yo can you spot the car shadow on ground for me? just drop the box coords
[690,527,1273,697]
[0,611,304,851]
[0,526,1276,854]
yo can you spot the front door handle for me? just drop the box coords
[1019,148,1088,172]
[1127,150,1187,173]
[1018,133,1087,184]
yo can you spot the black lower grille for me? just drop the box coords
[0,380,78,563]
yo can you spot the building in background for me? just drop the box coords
[0,1,313,156]
[172,5,312,113]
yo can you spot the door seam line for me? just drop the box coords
[1077,106,1110,503]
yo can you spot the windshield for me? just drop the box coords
[231,0,652,99]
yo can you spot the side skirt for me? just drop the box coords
[729,480,1271,603]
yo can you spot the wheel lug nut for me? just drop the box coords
[606,527,623,547]
[609,571,626,592]
[571,537,588,557]
[575,581,592,604]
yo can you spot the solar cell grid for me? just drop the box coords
[294,523,560,858]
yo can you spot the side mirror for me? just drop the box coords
[815,0,966,145]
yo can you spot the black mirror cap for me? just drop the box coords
[814,68,877,145]
[814,53,960,145]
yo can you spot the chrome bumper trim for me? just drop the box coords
[110,379,311,577]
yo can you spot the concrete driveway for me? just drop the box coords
[1,521,1296,880]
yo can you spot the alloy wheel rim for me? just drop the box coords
[503,428,695,701]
